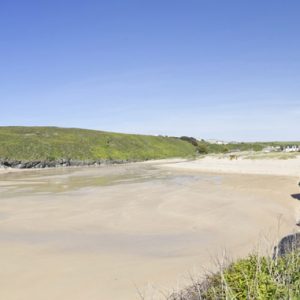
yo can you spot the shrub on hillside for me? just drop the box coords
[180,136,199,147]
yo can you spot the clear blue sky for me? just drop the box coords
[1,1,300,141]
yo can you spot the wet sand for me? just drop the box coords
[0,160,299,299]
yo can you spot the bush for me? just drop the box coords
[170,251,300,300]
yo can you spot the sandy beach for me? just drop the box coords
[0,158,299,299]
[159,155,300,177]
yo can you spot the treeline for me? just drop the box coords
[179,136,300,154]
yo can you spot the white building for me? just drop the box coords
[284,145,300,152]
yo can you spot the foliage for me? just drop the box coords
[180,136,199,147]
[170,251,300,300]
[0,126,196,161]
[1,126,299,162]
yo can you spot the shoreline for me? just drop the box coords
[0,152,300,177]
[0,157,189,174]
[0,157,191,171]
[1,153,300,177]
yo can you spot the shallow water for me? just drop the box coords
[0,164,220,196]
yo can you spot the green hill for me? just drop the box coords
[0,126,196,162]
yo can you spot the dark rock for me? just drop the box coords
[10,161,21,167]
[0,158,133,169]
[274,233,300,257]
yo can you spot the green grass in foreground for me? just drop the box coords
[170,251,300,300]
[0,126,196,161]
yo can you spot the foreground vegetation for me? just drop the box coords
[0,127,196,161]
[170,251,300,300]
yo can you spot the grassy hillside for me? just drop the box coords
[0,126,197,161]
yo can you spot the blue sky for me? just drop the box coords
[1,0,300,141]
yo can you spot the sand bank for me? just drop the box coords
[160,155,300,177]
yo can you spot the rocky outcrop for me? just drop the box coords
[0,158,131,169]
[274,233,300,257]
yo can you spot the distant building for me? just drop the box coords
[262,145,300,153]
[207,139,229,145]
[283,145,300,152]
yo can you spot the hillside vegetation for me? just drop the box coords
[0,126,196,161]
[179,136,300,154]
[1,127,298,164]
